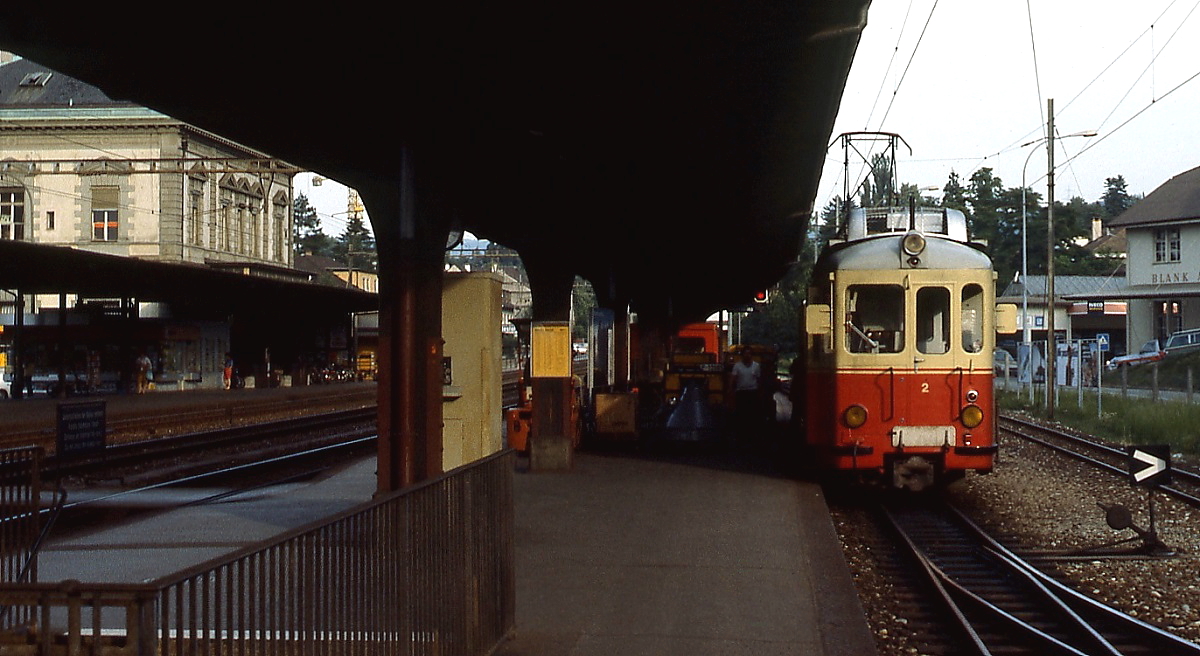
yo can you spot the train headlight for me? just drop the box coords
[902,231,927,256]
[843,404,868,429]
[960,404,984,429]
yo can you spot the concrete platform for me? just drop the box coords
[11,386,875,655]
[496,451,875,656]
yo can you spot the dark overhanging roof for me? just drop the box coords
[0,3,871,327]
[0,240,378,316]
[1109,166,1200,228]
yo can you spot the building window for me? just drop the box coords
[46,210,55,231]
[273,199,286,262]
[1157,299,1182,342]
[0,189,26,240]
[188,176,205,246]
[1155,228,1181,263]
[91,186,120,241]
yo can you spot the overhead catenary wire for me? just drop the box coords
[1093,0,1200,131]
[816,0,937,213]
[821,0,1200,212]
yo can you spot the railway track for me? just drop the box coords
[999,414,1200,507]
[3,371,523,456]
[48,406,378,485]
[883,499,1200,655]
[39,409,381,540]
[0,387,378,452]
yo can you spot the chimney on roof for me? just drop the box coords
[1092,217,1103,241]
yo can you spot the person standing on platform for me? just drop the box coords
[135,352,152,394]
[223,353,234,390]
[730,346,762,442]
[21,359,34,399]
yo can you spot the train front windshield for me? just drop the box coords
[846,285,904,353]
[845,283,987,355]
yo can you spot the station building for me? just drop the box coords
[1107,166,1200,351]
[0,57,374,394]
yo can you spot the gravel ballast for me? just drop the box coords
[832,421,1200,655]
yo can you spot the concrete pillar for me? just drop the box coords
[12,291,26,400]
[370,151,447,493]
[525,260,575,471]
[613,305,630,391]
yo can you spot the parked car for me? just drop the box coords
[1164,328,1200,355]
[993,349,1018,376]
[1106,339,1166,371]
[0,371,10,399]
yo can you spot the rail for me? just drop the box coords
[1000,414,1200,507]
[883,501,1200,655]
[0,450,516,655]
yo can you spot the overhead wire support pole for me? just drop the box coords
[1046,98,1056,418]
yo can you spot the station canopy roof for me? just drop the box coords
[0,240,377,316]
[0,3,872,327]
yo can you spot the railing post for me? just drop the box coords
[129,590,158,656]
[65,581,82,656]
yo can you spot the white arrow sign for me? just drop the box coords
[1133,449,1167,483]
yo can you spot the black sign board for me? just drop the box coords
[57,400,106,457]
[1127,444,1171,487]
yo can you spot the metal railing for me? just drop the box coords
[1,447,43,585]
[0,449,515,655]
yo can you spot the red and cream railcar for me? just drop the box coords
[800,207,1016,490]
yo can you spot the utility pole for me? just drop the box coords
[1046,99,1056,418]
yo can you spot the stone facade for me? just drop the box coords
[0,57,302,390]
[0,115,294,269]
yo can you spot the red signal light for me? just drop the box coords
[753,290,769,304]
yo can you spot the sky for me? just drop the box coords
[294,172,371,239]
[817,0,1200,212]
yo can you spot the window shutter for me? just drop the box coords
[92,186,119,209]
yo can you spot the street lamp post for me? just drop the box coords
[1019,101,1095,414]
[1021,148,1036,404]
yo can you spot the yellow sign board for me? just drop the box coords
[531,322,572,378]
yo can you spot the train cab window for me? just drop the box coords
[846,285,904,353]
[961,284,985,353]
[917,287,950,354]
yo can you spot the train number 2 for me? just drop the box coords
[921,382,930,393]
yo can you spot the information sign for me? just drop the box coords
[57,400,106,458]
[531,322,572,378]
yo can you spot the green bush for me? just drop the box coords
[998,388,1200,454]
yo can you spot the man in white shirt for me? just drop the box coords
[730,346,762,441]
